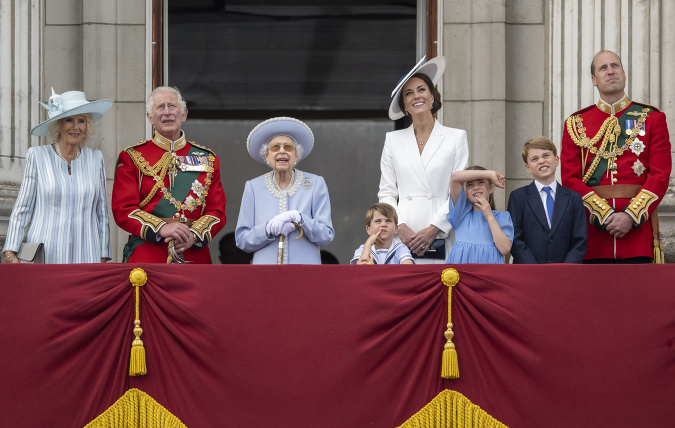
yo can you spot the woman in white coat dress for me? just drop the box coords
[378,57,469,264]
[235,117,334,264]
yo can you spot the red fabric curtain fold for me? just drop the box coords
[1,264,673,428]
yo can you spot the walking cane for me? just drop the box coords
[277,222,305,264]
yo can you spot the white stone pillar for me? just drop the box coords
[0,0,41,245]
[548,0,675,260]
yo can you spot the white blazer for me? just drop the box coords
[378,120,469,255]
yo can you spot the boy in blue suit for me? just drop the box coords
[507,137,587,263]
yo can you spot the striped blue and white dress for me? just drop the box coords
[3,145,111,263]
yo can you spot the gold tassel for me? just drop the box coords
[441,268,460,379]
[442,323,459,379]
[129,268,148,376]
[653,239,664,264]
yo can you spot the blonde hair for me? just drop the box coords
[521,136,557,163]
[47,113,96,144]
[365,202,398,225]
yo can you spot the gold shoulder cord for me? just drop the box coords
[566,108,650,183]
[125,148,173,209]
[126,148,215,214]
[565,115,619,183]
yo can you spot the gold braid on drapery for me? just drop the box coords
[397,390,508,428]
[84,389,187,428]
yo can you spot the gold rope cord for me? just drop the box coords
[127,149,215,213]
[126,149,172,209]
[566,108,649,183]
[565,115,619,183]
[441,268,459,379]
[84,388,187,428]
[129,268,147,376]
[397,389,508,428]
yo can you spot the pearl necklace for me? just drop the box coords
[53,143,81,175]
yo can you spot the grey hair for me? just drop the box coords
[47,113,96,144]
[260,138,304,165]
[146,86,187,115]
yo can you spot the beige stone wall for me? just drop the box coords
[0,0,147,259]
[442,0,547,208]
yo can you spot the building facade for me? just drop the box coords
[1,0,673,262]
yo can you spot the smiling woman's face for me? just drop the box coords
[265,135,297,173]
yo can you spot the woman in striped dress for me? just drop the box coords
[3,89,113,264]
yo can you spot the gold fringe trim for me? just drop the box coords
[84,388,187,428]
[397,389,508,428]
[654,239,664,264]
[129,268,148,376]
[441,269,459,379]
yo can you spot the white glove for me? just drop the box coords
[280,222,296,237]
[267,210,302,236]
[266,218,283,236]
[284,210,302,224]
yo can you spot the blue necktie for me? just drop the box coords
[543,186,554,224]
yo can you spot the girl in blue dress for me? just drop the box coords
[446,166,514,264]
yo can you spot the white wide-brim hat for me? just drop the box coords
[246,117,314,165]
[30,88,113,136]
[388,56,446,120]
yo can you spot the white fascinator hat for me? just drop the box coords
[388,56,446,120]
[30,88,114,136]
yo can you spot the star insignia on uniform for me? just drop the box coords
[631,138,645,156]
[600,104,607,112]
[620,101,626,109]
[632,160,645,177]
[191,179,204,197]
[185,195,197,212]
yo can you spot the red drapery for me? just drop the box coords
[1,264,674,427]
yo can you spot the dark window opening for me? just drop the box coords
[167,0,417,119]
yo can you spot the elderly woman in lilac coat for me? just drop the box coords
[235,117,334,264]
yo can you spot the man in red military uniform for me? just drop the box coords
[112,86,226,263]
[561,50,671,263]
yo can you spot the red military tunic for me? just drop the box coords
[560,95,671,260]
[112,131,226,263]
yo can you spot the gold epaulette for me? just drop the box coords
[189,141,216,157]
[128,209,167,240]
[624,189,658,225]
[190,215,221,243]
[582,191,615,225]
[122,140,151,153]
[568,104,595,117]
[632,101,660,113]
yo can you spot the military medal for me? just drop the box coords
[168,152,180,189]
[625,119,637,136]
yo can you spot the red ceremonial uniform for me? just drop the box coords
[560,96,671,260]
[112,131,226,263]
